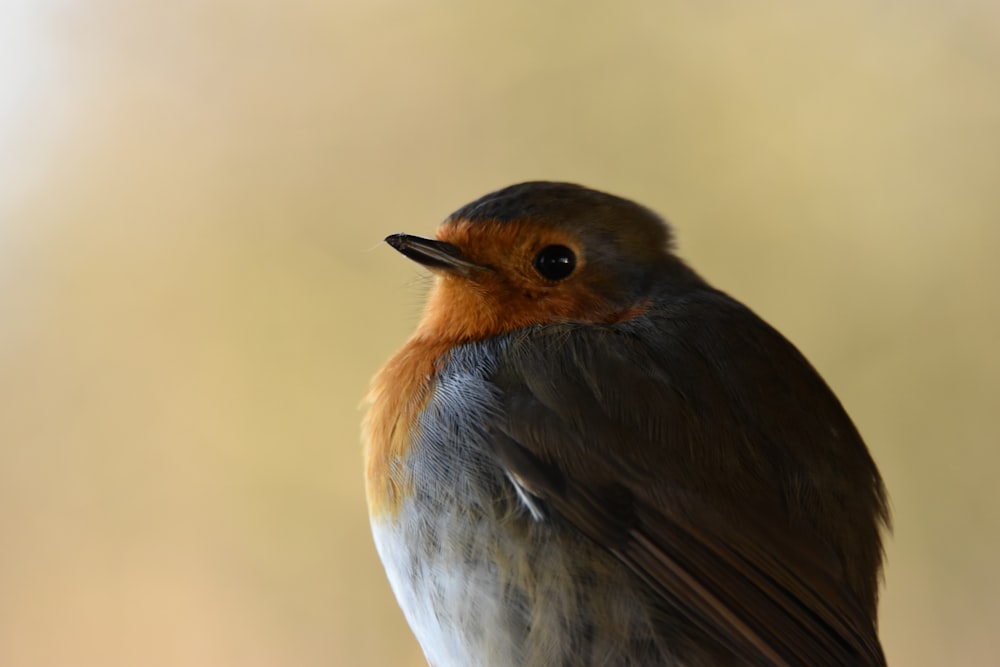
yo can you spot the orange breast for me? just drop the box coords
[363,335,450,519]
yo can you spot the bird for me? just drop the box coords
[363,181,889,666]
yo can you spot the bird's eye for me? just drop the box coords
[533,245,576,281]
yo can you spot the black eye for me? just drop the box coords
[533,245,576,281]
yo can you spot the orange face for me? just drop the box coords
[416,218,648,344]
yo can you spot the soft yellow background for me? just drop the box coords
[1,2,998,665]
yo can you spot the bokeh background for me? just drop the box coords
[1,1,998,665]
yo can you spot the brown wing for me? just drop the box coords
[488,302,887,667]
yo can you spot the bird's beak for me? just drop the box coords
[385,233,485,276]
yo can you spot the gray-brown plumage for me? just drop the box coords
[365,182,889,666]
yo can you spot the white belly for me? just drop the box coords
[370,512,523,667]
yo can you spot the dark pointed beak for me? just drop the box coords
[385,233,485,275]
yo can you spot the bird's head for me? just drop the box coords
[387,182,697,343]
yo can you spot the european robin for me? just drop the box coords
[363,182,889,666]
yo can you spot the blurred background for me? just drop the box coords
[1,1,998,665]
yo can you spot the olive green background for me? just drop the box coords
[1,2,998,665]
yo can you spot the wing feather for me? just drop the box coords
[487,305,887,666]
